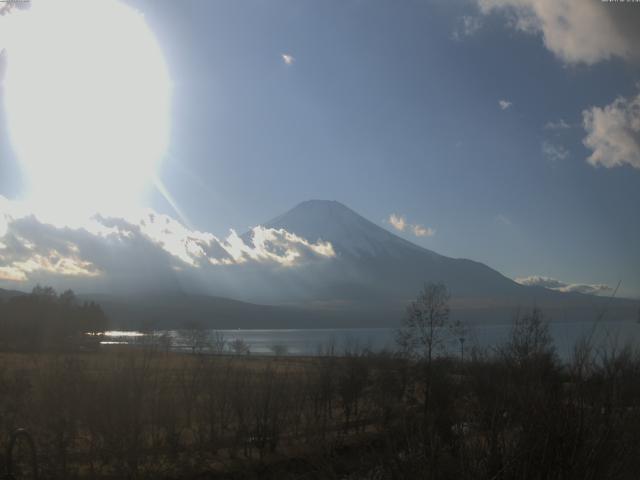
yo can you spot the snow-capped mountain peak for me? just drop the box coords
[264,200,432,258]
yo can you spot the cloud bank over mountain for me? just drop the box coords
[0,197,335,288]
[516,275,612,295]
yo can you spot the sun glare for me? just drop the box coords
[3,0,170,223]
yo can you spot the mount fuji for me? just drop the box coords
[264,200,520,298]
[56,200,638,329]
[248,200,635,325]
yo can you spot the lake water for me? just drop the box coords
[103,319,640,361]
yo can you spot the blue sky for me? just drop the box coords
[1,0,639,298]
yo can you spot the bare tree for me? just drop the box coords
[501,306,555,365]
[396,281,454,452]
[396,282,452,364]
[182,321,209,354]
[230,337,251,355]
[210,330,227,354]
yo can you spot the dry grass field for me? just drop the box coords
[3,312,640,479]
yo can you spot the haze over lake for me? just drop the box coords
[105,319,640,361]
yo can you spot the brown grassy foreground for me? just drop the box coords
[0,347,410,479]
[2,319,640,479]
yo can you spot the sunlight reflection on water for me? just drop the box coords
[103,330,145,337]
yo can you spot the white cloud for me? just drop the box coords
[412,225,436,237]
[281,53,295,65]
[476,0,638,65]
[0,1,29,17]
[453,15,483,40]
[388,214,406,232]
[542,140,569,162]
[0,198,335,285]
[544,119,571,130]
[582,90,640,170]
[0,256,97,282]
[388,214,435,238]
[516,275,611,295]
[474,2,640,168]
[499,99,512,110]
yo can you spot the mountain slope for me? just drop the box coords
[258,200,636,322]
[81,292,354,329]
[267,200,431,257]
[264,200,522,298]
[0,288,25,301]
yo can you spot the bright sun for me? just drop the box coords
[3,0,170,223]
